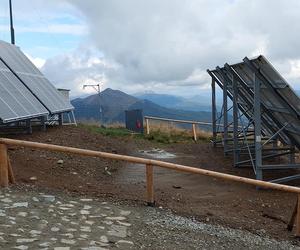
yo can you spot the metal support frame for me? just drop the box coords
[212,78,217,147]
[208,57,300,184]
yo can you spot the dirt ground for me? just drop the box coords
[5,126,300,245]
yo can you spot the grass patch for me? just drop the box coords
[78,124,132,137]
[78,122,212,144]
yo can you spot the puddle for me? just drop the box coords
[139,148,176,159]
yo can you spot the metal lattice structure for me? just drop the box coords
[208,55,300,183]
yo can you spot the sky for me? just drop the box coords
[0,0,300,98]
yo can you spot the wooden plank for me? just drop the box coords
[0,144,8,187]
[287,198,297,231]
[296,194,300,236]
[7,156,15,184]
[146,164,154,206]
[146,118,150,135]
[1,138,300,194]
[192,123,197,141]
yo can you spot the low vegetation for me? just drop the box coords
[78,121,212,144]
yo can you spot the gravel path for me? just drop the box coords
[0,187,298,250]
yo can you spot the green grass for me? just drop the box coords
[78,123,211,144]
[79,124,132,137]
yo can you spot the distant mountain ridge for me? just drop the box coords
[134,92,212,112]
[71,88,213,124]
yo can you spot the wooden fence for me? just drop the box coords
[0,137,300,235]
[144,116,215,141]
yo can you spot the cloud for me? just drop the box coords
[61,0,300,94]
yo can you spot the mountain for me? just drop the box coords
[71,88,213,124]
[134,93,213,112]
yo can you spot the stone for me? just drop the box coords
[17,212,28,217]
[16,238,38,243]
[80,199,93,202]
[116,240,134,247]
[117,221,131,227]
[14,246,29,250]
[107,225,127,238]
[12,202,28,208]
[120,210,131,216]
[29,176,38,181]
[32,197,39,202]
[57,159,64,164]
[1,198,12,203]
[39,242,51,247]
[83,205,92,210]
[80,226,91,232]
[100,235,109,243]
[54,248,70,250]
[80,210,90,215]
[61,239,76,245]
[41,195,55,202]
[51,227,60,232]
[29,230,42,235]
[105,216,126,221]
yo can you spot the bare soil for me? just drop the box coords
[5,126,300,245]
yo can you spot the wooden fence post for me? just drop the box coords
[296,194,300,237]
[146,118,150,135]
[146,164,155,206]
[0,144,9,187]
[192,123,197,141]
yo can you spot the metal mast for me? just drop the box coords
[9,0,15,45]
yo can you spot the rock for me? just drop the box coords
[100,235,109,243]
[83,205,92,210]
[57,159,64,164]
[116,240,134,248]
[1,198,12,203]
[41,195,55,202]
[17,212,28,217]
[29,230,42,235]
[16,238,38,243]
[14,246,29,250]
[54,248,70,250]
[80,226,91,232]
[105,216,126,221]
[120,210,131,216]
[51,227,60,232]
[80,210,90,215]
[61,239,76,245]
[39,242,51,247]
[107,225,127,238]
[12,202,28,208]
[80,198,93,202]
[29,176,38,181]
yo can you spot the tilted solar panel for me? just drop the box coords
[0,40,74,114]
[0,59,49,123]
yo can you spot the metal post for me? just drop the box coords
[223,76,228,155]
[26,119,32,134]
[254,73,262,180]
[232,75,239,166]
[41,116,46,132]
[9,0,15,45]
[58,114,63,126]
[290,143,296,164]
[212,78,217,147]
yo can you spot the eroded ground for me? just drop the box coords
[4,126,300,246]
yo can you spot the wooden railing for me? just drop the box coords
[144,116,215,141]
[0,138,300,235]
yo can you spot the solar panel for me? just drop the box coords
[0,40,74,114]
[0,59,49,123]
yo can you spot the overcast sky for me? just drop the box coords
[0,0,300,97]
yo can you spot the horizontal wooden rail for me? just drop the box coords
[144,116,215,126]
[0,137,300,235]
[1,138,300,193]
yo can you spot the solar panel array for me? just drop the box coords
[209,55,300,149]
[0,40,74,124]
[0,40,74,114]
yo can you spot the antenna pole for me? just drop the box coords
[9,0,15,45]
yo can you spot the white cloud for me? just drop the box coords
[34,0,300,97]
[25,53,46,69]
